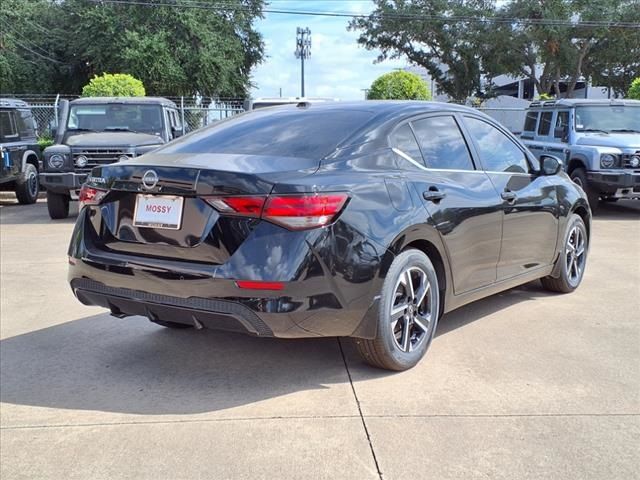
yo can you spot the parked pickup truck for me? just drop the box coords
[520,99,640,210]
[40,97,184,219]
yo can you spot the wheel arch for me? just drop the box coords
[567,155,589,175]
[382,224,452,316]
[22,150,40,171]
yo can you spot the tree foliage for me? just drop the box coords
[368,71,431,100]
[350,0,492,102]
[629,78,640,100]
[350,0,640,100]
[82,73,146,97]
[0,0,264,97]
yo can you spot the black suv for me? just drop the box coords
[0,99,41,204]
[40,97,183,219]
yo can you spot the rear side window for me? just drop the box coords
[464,116,530,174]
[524,112,538,131]
[390,124,422,163]
[538,112,553,136]
[161,109,375,159]
[0,111,18,140]
[411,116,475,170]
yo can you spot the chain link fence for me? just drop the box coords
[8,94,528,139]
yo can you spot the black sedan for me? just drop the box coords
[68,101,591,371]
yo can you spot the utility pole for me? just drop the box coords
[295,27,311,97]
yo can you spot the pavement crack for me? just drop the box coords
[337,338,383,480]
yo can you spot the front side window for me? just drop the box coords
[464,116,530,174]
[575,105,640,133]
[67,104,164,136]
[17,110,36,138]
[0,111,18,140]
[538,112,553,136]
[411,116,475,170]
[390,124,423,163]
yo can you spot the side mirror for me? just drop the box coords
[540,154,563,176]
[171,126,182,139]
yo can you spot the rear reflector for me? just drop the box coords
[205,193,349,230]
[236,280,285,291]
[79,185,108,209]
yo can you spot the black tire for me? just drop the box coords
[151,319,193,329]
[15,163,39,205]
[541,214,588,293]
[354,249,440,371]
[46,191,70,219]
[570,168,599,212]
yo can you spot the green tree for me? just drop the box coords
[482,0,639,98]
[628,78,640,100]
[0,0,265,97]
[368,71,431,100]
[82,73,146,97]
[349,0,493,102]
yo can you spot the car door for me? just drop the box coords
[461,115,559,281]
[0,110,24,181]
[391,115,503,295]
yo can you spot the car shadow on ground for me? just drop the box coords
[594,200,640,220]
[0,199,78,225]
[1,281,555,416]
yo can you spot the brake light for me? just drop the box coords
[79,185,107,208]
[236,280,285,291]
[263,194,349,230]
[204,196,266,215]
[205,193,348,230]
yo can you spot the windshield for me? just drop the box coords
[575,106,640,133]
[160,108,375,159]
[67,104,164,136]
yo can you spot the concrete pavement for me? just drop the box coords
[1,197,639,479]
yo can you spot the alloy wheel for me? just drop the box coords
[565,225,586,286]
[390,266,434,353]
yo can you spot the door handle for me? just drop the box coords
[423,188,446,202]
[501,190,517,203]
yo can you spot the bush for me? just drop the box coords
[38,135,54,151]
[82,73,146,97]
[368,71,431,100]
[628,78,640,100]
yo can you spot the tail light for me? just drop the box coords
[204,193,348,230]
[79,185,108,209]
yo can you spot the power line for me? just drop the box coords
[90,0,640,29]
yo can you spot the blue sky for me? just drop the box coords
[250,0,405,100]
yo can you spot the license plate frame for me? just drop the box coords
[133,194,184,230]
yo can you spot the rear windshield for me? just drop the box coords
[160,108,375,159]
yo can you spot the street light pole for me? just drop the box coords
[295,27,311,97]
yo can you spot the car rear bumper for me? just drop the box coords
[67,212,385,339]
[587,171,640,198]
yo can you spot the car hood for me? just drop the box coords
[64,132,165,147]
[575,133,640,149]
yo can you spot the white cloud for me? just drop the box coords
[250,1,405,100]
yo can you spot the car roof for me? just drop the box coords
[0,98,31,109]
[254,100,479,119]
[70,97,177,107]
[529,99,640,109]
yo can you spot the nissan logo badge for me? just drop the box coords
[142,170,159,190]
